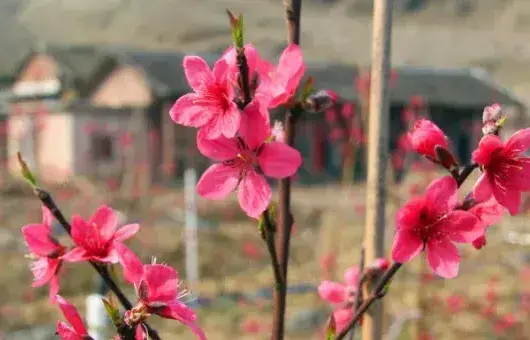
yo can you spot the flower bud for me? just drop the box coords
[304,90,338,112]
[271,121,285,143]
[407,119,448,159]
[368,258,390,272]
[482,103,503,123]
[482,103,506,135]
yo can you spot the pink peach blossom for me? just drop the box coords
[468,195,506,249]
[318,266,360,332]
[54,295,90,340]
[196,101,302,218]
[391,176,482,278]
[408,119,448,159]
[170,56,240,139]
[264,44,306,108]
[21,206,66,300]
[115,243,206,340]
[472,129,530,215]
[62,205,139,264]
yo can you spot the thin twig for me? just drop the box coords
[336,263,403,340]
[456,162,478,187]
[347,247,366,340]
[262,210,285,290]
[272,2,302,339]
[336,162,478,340]
[34,187,162,340]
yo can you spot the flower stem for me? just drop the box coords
[456,162,478,187]
[33,187,162,340]
[272,2,302,339]
[347,246,366,340]
[335,263,403,340]
[261,210,285,291]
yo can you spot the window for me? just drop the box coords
[91,134,114,161]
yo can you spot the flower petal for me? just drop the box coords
[425,176,458,214]
[49,275,60,301]
[239,100,270,151]
[469,195,506,227]
[114,224,140,241]
[437,210,483,243]
[143,264,179,303]
[472,235,487,250]
[31,258,55,287]
[55,295,88,335]
[395,197,424,231]
[391,229,423,263]
[183,56,214,92]
[70,215,91,247]
[170,93,214,127]
[42,205,54,226]
[89,205,119,244]
[472,135,503,166]
[344,267,360,287]
[218,102,241,139]
[115,242,144,285]
[492,182,521,216]
[157,302,206,340]
[197,163,240,200]
[258,142,302,178]
[196,131,240,161]
[318,281,346,304]
[237,170,272,218]
[61,247,88,263]
[473,173,493,203]
[333,308,354,334]
[426,238,460,279]
[504,128,530,156]
[56,321,80,340]
[22,223,57,256]
[212,58,229,84]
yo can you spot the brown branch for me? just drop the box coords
[262,210,285,291]
[336,263,403,340]
[347,247,366,340]
[456,162,478,187]
[34,188,162,340]
[272,2,302,340]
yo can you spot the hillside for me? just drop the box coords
[2,0,530,104]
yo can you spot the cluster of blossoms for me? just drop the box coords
[22,205,205,339]
[169,43,317,218]
[393,103,530,278]
[317,103,529,334]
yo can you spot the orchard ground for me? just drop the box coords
[0,169,529,340]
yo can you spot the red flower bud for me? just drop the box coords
[408,119,448,159]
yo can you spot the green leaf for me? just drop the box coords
[17,152,37,187]
[325,313,336,340]
[226,10,244,49]
[102,297,122,327]
[300,77,315,102]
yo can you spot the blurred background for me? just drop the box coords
[1,0,530,339]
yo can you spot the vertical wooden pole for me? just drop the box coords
[362,1,393,340]
[162,103,176,181]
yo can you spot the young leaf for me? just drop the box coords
[102,297,122,327]
[17,152,37,187]
[325,313,336,340]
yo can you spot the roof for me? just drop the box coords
[10,44,525,109]
[309,63,525,108]
[100,46,219,97]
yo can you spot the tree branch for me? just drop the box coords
[34,188,162,340]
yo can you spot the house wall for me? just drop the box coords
[72,112,144,179]
[90,66,153,108]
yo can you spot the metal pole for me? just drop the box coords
[362,0,393,340]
